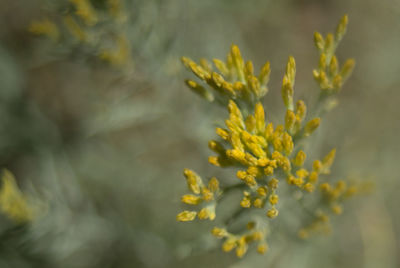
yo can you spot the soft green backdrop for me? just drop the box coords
[0,0,398,267]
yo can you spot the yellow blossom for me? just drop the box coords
[266,208,279,219]
[253,198,264,208]
[321,148,336,174]
[176,211,197,222]
[29,19,59,41]
[257,186,268,196]
[293,150,306,167]
[183,169,202,194]
[236,236,249,258]
[257,242,269,254]
[269,194,279,205]
[198,206,216,220]
[211,227,228,238]
[0,170,35,223]
[181,195,202,205]
[304,118,321,137]
[70,0,98,26]
[178,15,359,258]
[268,178,279,189]
[303,182,315,193]
[255,102,266,133]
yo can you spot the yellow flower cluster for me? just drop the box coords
[177,15,365,258]
[29,0,132,67]
[181,44,270,107]
[28,19,60,41]
[211,221,269,258]
[298,210,332,239]
[70,0,99,26]
[313,15,355,93]
[298,178,373,240]
[0,170,35,223]
[176,169,221,221]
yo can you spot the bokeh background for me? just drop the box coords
[0,0,399,267]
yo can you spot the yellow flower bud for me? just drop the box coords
[266,208,279,219]
[247,166,260,177]
[208,140,225,154]
[70,0,98,26]
[322,148,336,174]
[240,198,251,208]
[29,19,59,41]
[216,127,229,141]
[222,237,237,252]
[335,14,348,42]
[244,61,254,77]
[183,169,202,194]
[282,132,294,155]
[231,44,245,81]
[245,115,256,133]
[255,102,266,133]
[331,204,343,215]
[313,160,323,173]
[329,56,338,76]
[176,211,197,222]
[257,242,269,254]
[264,123,274,141]
[244,175,257,187]
[198,206,216,220]
[236,237,248,258]
[269,194,279,205]
[282,78,294,110]
[211,227,228,238]
[268,178,279,189]
[257,186,268,197]
[259,61,271,85]
[208,177,220,192]
[324,33,334,54]
[236,170,247,180]
[296,169,309,179]
[293,150,306,167]
[296,101,307,122]
[319,53,327,69]
[285,110,296,131]
[185,80,214,101]
[213,58,229,76]
[304,118,321,137]
[303,182,315,193]
[320,183,331,192]
[181,195,202,205]
[314,31,325,52]
[253,198,264,208]
[208,156,221,167]
[340,58,355,80]
[257,157,270,167]
[201,188,214,201]
[264,166,274,176]
[308,171,319,183]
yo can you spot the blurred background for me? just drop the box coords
[0,0,399,267]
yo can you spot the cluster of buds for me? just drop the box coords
[176,169,221,221]
[29,0,131,66]
[181,44,270,108]
[211,221,269,258]
[177,15,367,258]
[313,15,355,93]
[0,170,36,223]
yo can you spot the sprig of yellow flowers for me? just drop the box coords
[0,170,36,223]
[177,15,368,258]
[29,0,132,67]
